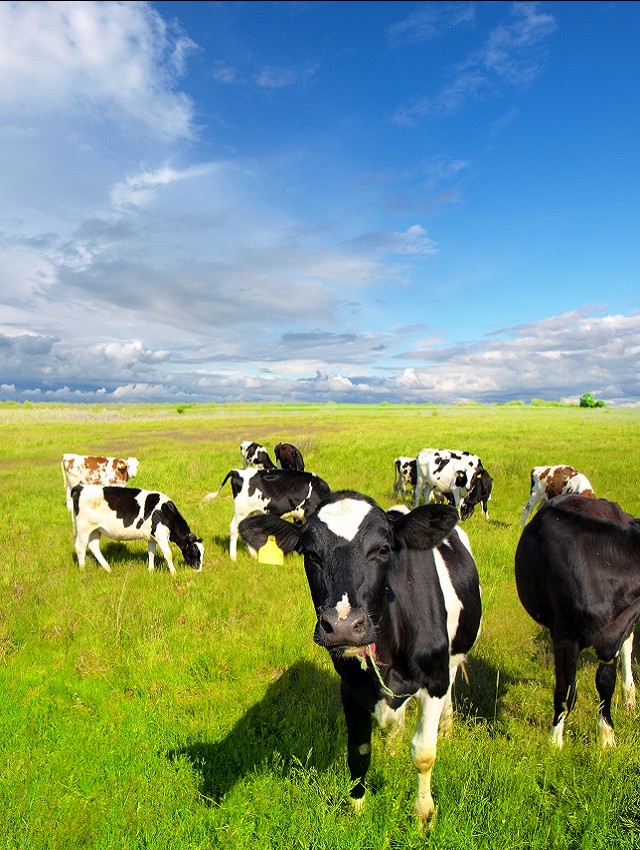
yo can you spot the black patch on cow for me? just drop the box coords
[102,487,143,527]
[139,492,161,529]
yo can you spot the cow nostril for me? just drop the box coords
[320,614,334,635]
[352,615,366,634]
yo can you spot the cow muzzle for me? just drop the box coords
[315,606,376,649]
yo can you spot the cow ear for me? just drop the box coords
[391,503,459,550]
[238,515,301,554]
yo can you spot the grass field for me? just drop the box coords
[1,401,640,849]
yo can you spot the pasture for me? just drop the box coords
[1,401,640,849]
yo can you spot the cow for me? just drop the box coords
[274,442,305,471]
[61,452,139,508]
[201,468,331,560]
[514,494,639,750]
[391,456,417,503]
[240,441,276,470]
[61,453,140,532]
[71,484,204,574]
[238,491,482,826]
[462,465,494,521]
[520,464,595,526]
[413,448,491,520]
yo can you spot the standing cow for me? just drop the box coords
[413,448,491,520]
[201,468,330,560]
[515,494,638,749]
[240,441,276,470]
[71,484,204,574]
[391,456,417,503]
[274,442,305,471]
[520,464,595,526]
[61,453,140,530]
[238,491,482,826]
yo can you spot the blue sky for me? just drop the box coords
[1,1,639,405]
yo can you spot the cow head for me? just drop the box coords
[239,490,459,656]
[180,534,205,571]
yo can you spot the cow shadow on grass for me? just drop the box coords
[167,659,344,804]
[167,653,511,806]
[451,653,513,727]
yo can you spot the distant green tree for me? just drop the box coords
[579,392,605,408]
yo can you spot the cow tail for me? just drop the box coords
[201,470,234,505]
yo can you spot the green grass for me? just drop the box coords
[1,401,640,849]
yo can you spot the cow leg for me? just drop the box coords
[620,632,636,710]
[86,531,112,573]
[150,529,176,574]
[147,539,157,571]
[595,660,617,749]
[412,688,446,826]
[74,530,89,568]
[550,639,579,748]
[340,680,372,813]
[229,515,240,561]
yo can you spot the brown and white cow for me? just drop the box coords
[520,465,595,526]
[61,453,140,528]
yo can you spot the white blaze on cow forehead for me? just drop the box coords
[336,593,351,619]
[318,498,372,541]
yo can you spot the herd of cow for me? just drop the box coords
[59,444,640,828]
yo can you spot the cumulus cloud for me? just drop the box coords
[3,309,640,406]
[0,0,197,141]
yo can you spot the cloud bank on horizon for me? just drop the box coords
[1,1,639,406]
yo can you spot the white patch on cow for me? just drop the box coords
[318,498,372,541]
[336,593,351,620]
[433,546,463,649]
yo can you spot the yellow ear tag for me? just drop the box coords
[258,535,284,565]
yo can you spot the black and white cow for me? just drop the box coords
[238,491,482,826]
[71,484,204,574]
[515,494,638,750]
[520,464,595,526]
[201,468,331,560]
[240,441,276,470]
[413,448,491,520]
[275,442,305,471]
[391,456,417,503]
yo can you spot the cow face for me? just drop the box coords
[238,490,460,656]
[181,534,205,570]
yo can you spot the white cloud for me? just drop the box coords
[0,0,197,141]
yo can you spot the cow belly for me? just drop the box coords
[93,519,152,542]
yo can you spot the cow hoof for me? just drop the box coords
[416,800,437,831]
[350,795,365,815]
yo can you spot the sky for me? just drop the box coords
[1,0,639,406]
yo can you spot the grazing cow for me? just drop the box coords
[413,448,491,520]
[391,456,417,503]
[201,469,331,560]
[515,494,639,750]
[238,492,482,826]
[71,484,204,574]
[240,441,276,470]
[462,465,494,521]
[520,464,595,526]
[274,442,305,471]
